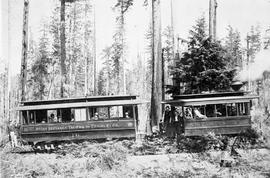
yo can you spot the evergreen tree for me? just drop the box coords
[111,0,134,94]
[163,26,174,63]
[224,25,242,69]
[264,27,270,49]
[97,67,107,96]
[170,16,235,94]
[101,46,113,95]
[49,5,61,99]
[247,25,261,62]
[29,24,51,100]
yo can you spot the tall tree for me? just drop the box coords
[101,46,113,95]
[209,0,217,40]
[50,5,61,99]
[162,26,174,87]
[60,0,67,98]
[20,0,29,102]
[224,25,242,69]
[170,16,235,94]
[150,0,162,129]
[0,62,9,119]
[113,0,133,94]
[263,27,270,49]
[247,25,261,62]
[28,25,51,100]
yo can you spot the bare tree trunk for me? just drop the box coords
[213,0,217,40]
[209,0,217,40]
[150,0,162,130]
[60,0,66,98]
[20,0,29,102]
[7,0,11,122]
[209,0,213,39]
[170,0,175,57]
[70,2,77,97]
[93,3,97,95]
[106,61,110,95]
[84,0,89,96]
[161,49,165,102]
[119,0,126,95]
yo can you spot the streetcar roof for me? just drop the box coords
[17,99,147,111]
[162,95,258,106]
[20,95,138,106]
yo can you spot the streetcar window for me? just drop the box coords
[35,110,47,124]
[62,109,72,122]
[123,106,133,118]
[206,105,215,117]
[184,107,193,119]
[110,106,123,119]
[237,103,249,116]
[193,106,207,119]
[194,106,205,115]
[216,104,226,117]
[97,107,109,119]
[88,107,97,120]
[48,110,57,123]
[227,103,237,116]
[74,108,87,121]
[29,111,35,124]
[89,107,109,120]
[22,111,28,125]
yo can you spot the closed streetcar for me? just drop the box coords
[17,95,144,144]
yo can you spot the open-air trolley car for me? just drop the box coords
[162,91,258,136]
[17,95,143,144]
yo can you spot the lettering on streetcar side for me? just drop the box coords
[22,121,134,133]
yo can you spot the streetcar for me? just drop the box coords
[162,91,258,136]
[16,95,144,144]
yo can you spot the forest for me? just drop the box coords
[1,0,270,177]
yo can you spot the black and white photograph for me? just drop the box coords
[1,0,270,177]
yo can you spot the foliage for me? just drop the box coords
[98,1,134,95]
[170,16,235,94]
[251,106,270,147]
[1,140,270,178]
[28,24,51,100]
[247,25,262,62]
[162,26,174,63]
[0,64,9,145]
[238,128,260,146]
[177,134,224,153]
[264,27,270,49]
[114,0,134,15]
[26,0,95,99]
[224,25,243,69]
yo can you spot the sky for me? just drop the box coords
[1,0,270,76]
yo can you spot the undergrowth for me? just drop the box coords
[176,129,260,153]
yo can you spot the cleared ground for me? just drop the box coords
[1,139,270,178]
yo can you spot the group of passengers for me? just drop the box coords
[160,105,209,136]
[39,113,61,123]
[38,111,131,123]
[161,106,184,137]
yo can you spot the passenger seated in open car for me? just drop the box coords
[92,112,99,120]
[125,112,130,118]
[50,113,57,122]
[41,118,46,123]
[194,108,207,119]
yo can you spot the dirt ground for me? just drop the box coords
[126,149,270,177]
[1,140,270,178]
